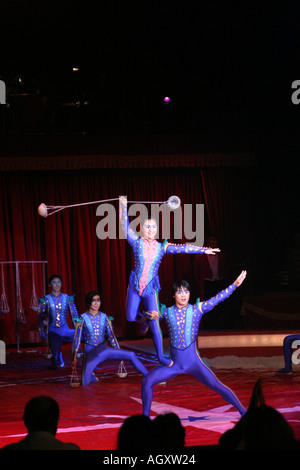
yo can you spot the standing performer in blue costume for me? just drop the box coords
[141,270,247,417]
[276,333,300,374]
[73,291,148,386]
[38,274,79,369]
[119,196,219,367]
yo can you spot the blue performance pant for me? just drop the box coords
[48,324,75,368]
[126,287,172,367]
[82,341,148,386]
[141,342,246,417]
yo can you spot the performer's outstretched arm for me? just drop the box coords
[199,270,247,314]
[164,242,220,256]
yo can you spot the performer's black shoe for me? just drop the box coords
[139,316,149,334]
[275,368,293,374]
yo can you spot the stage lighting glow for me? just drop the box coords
[164,96,170,103]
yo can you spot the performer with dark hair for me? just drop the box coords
[73,291,148,386]
[38,274,79,369]
[141,271,247,417]
[119,196,219,367]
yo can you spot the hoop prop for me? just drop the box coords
[37,195,181,218]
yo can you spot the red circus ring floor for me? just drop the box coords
[0,331,299,450]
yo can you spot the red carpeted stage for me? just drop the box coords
[0,334,300,450]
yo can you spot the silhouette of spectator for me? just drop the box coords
[1,396,80,450]
[219,379,298,450]
[152,413,185,450]
[243,405,297,450]
[117,415,153,451]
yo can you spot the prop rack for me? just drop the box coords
[0,261,48,352]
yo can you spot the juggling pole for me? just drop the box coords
[15,263,26,353]
[70,320,84,388]
[37,195,181,218]
[16,263,26,325]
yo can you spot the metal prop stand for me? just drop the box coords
[0,261,48,352]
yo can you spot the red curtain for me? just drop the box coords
[0,162,256,345]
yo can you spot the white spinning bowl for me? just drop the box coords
[37,203,48,218]
[167,195,181,210]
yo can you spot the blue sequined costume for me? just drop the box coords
[74,311,148,385]
[120,202,208,367]
[38,293,79,368]
[141,283,246,416]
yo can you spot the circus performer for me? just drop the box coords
[73,291,148,386]
[38,274,79,369]
[276,333,300,374]
[141,271,247,417]
[119,195,219,367]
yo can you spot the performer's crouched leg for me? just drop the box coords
[148,318,173,367]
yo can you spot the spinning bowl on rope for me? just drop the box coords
[70,377,81,388]
[30,263,39,311]
[0,294,9,314]
[70,359,81,387]
[16,263,26,324]
[0,265,10,314]
[37,203,48,218]
[70,382,81,388]
[166,195,181,210]
[117,361,127,378]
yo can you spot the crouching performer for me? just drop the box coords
[38,274,80,369]
[141,271,247,417]
[73,291,148,385]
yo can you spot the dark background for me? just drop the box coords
[1,1,300,139]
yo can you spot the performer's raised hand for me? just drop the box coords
[119,195,127,206]
[234,270,247,287]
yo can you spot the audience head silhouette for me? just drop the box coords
[1,395,80,450]
[219,378,298,449]
[152,412,185,449]
[117,414,153,450]
[24,395,59,435]
[243,404,296,450]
